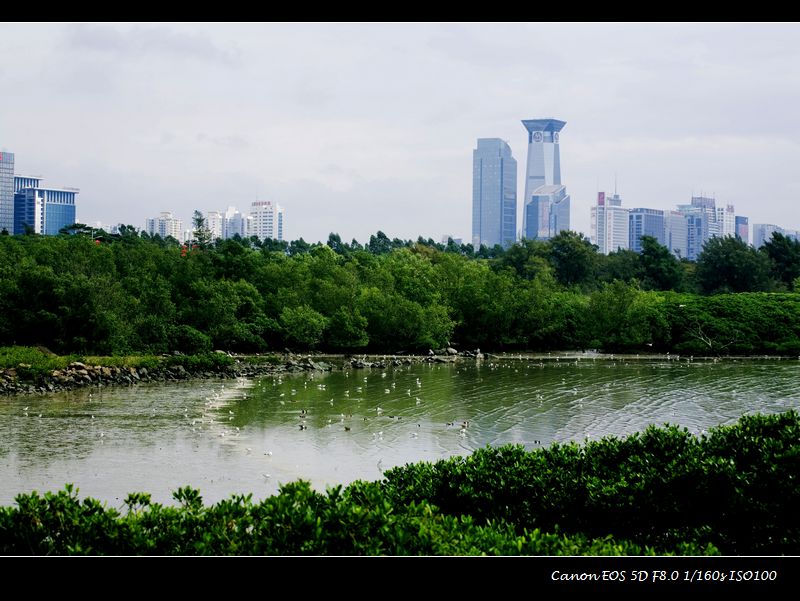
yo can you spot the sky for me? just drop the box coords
[2,22,800,244]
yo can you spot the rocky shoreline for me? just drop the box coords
[0,348,473,397]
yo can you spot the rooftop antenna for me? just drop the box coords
[614,172,618,196]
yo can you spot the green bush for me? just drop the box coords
[170,325,212,354]
[382,411,800,555]
[0,346,78,380]
[0,480,709,556]
[166,352,233,372]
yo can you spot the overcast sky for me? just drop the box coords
[2,22,799,244]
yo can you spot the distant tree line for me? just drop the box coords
[0,224,798,355]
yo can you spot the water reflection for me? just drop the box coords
[0,358,797,506]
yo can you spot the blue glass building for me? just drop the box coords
[13,176,78,235]
[628,208,666,252]
[472,138,517,249]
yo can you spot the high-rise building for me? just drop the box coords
[13,176,78,235]
[629,208,666,253]
[14,175,40,191]
[224,206,248,239]
[471,138,517,249]
[248,201,284,242]
[523,185,564,240]
[677,196,718,260]
[590,192,629,254]
[145,211,184,241]
[735,215,749,244]
[752,223,782,248]
[0,151,15,234]
[521,119,570,240]
[664,210,688,259]
[205,210,224,240]
[716,204,736,238]
[550,190,570,237]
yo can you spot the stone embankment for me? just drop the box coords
[0,348,482,396]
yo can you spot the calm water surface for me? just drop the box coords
[1,357,798,506]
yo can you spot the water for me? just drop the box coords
[0,357,798,507]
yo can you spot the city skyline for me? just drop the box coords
[2,23,800,243]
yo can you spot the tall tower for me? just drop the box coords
[472,138,517,249]
[0,151,15,234]
[521,119,569,240]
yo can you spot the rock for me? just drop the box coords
[69,362,87,370]
[446,347,458,355]
[18,363,32,369]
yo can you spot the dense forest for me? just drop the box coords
[1,223,799,356]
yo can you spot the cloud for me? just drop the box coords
[196,133,251,150]
[63,23,241,66]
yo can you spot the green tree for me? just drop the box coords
[367,231,393,255]
[762,231,800,288]
[597,248,642,285]
[279,305,328,348]
[326,233,349,256]
[639,235,684,291]
[696,236,775,294]
[192,210,213,249]
[325,307,369,349]
[587,280,668,350]
[547,231,598,289]
[495,239,551,280]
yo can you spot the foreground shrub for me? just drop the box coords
[0,481,691,556]
[382,411,800,554]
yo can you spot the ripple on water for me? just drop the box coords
[0,359,798,505]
